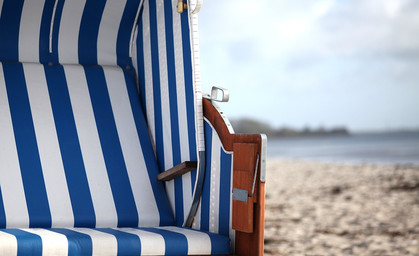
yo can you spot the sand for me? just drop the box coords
[264,159,419,255]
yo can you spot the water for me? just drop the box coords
[268,132,419,166]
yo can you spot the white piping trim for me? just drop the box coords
[129,0,144,58]
[49,0,59,53]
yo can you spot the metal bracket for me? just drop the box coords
[210,86,229,102]
[233,188,248,202]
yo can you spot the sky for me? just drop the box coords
[197,0,419,132]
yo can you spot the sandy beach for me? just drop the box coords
[264,159,419,255]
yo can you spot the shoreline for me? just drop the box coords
[264,159,419,255]
[267,157,419,168]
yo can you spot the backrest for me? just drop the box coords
[0,62,174,228]
[0,0,141,66]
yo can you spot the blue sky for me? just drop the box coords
[198,0,419,132]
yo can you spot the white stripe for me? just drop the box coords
[156,0,175,217]
[165,180,175,219]
[119,228,165,255]
[158,226,212,255]
[172,0,193,223]
[24,228,68,256]
[104,67,160,226]
[23,63,74,227]
[142,0,155,144]
[156,0,173,171]
[172,0,190,163]
[18,0,45,62]
[64,65,117,227]
[97,0,126,65]
[132,26,139,77]
[209,131,221,233]
[0,64,29,228]
[181,171,192,223]
[73,228,117,255]
[58,0,86,63]
[0,231,18,255]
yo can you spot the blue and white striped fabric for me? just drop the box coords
[0,0,234,254]
[0,0,49,63]
[0,226,230,255]
[192,119,235,245]
[0,0,141,66]
[132,0,199,226]
[0,62,174,228]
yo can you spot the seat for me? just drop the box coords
[0,62,230,255]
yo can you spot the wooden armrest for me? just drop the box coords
[157,161,197,181]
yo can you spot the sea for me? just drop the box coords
[267,131,419,166]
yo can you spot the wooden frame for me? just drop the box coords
[203,98,266,256]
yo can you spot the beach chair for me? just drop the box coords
[0,0,266,255]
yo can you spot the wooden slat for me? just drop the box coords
[157,161,197,181]
[232,143,257,233]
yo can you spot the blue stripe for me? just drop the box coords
[116,0,141,68]
[140,227,188,255]
[180,11,198,189]
[0,0,24,61]
[122,71,174,226]
[50,0,65,64]
[0,187,5,228]
[219,151,232,237]
[163,0,184,226]
[4,63,51,228]
[204,229,231,255]
[84,66,138,227]
[44,65,95,227]
[97,228,141,255]
[148,0,165,172]
[50,228,92,256]
[78,0,106,64]
[200,122,213,231]
[39,0,55,64]
[1,229,42,256]
[136,10,147,111]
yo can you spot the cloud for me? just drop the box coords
[198,0,419,130]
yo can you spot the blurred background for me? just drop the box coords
[198,0,419,165]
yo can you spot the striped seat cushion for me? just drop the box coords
[0,226,230,255]
[0,61,173,228]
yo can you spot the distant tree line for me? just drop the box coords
[230,118,350,137]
